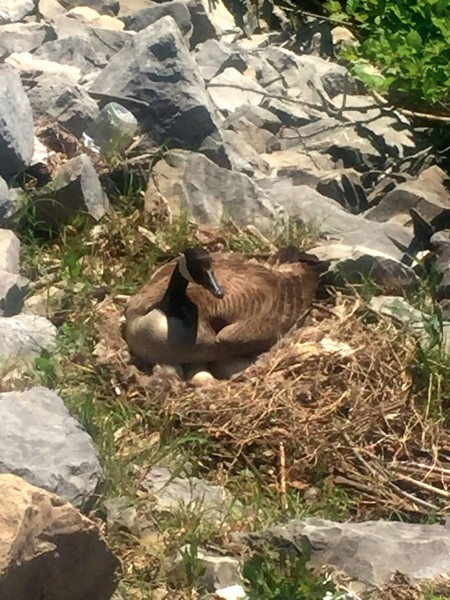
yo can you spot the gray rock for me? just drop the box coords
[0,176,12,224]
[365,166,450,227]
[223,115,276,154]
[293,117,382,171]
[259,177,412,258]
[0,313,56,363]
[185,0,218,47]
[198,131,232,169]
[0,386,102,509]
[208,67,265,113]
[194,38,246,81]
[91,16,221,149]
[429,230,450,301]
[298,55,358,99]
[123,1,192,37]
[171,546,241,591]
[222,129,269,175]
[259,46,325,103]
[245,517,450,586]
[32,153,109,227]
[262,97,318,128]
[0,0,35,24]
[311,244,417,295]
[5,51,82,82]
[223,104,282,135]
[34,36,105,75]
[332,94,415,157]
[138,466,241,523]
[145,150,285,234]
[58,0,119,15]
[316,168,368,214]
[0,22,55,55]
[260,148,335,175]
[38,0,66,19]
[0,270,29,317]
[0,65,34,178]
[0,228,20,273]
[28,74,99,137]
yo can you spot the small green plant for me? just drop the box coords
[243,545,340,600]
[325,0,450,111]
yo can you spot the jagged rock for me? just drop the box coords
[194,38,246,81]
[0,22,55,55]
[27,74,99,137]
[257,177,412,257]
[34,36,105,75]
[332,94,415,157]
[0,65,34,179]
[0,473,119,600]
[0,270,29,317]
[292,117,382,171]
[299,55,358,98]
[260,148,335,175]
[145,150,284,233]
[365,166,450,227]
[185,0,219,47]
[0,177,12,224]
[244,518,450,586]
[38,0,66,19]
[0,388,103,508]
[0,229,19,273]
[0,313,56,362]
[58,0,119,16]
[222,129,269,175]
[429,230,450,301]
[310,244,417,294]
[223,115,276,154]
[123,1,192,37]
[197,131,232,168]
[91,16,222,150]
[6,51,82,82]
[258,47,325,103]
[137,466,241,523]
[316,168,368,213]
[208,67,265,113]
[262,97,319,127]
[0,0,35,24]
[32,153,109,227]
[66,6,124,30]
[170,546,241,591]
[223,104,282,135]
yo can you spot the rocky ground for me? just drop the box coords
[2,0,450,599]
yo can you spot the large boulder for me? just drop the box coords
[90,16,222,149]
[0,387,103,508]
[0,473,119,600]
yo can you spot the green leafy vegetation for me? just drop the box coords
[324,0,450,112]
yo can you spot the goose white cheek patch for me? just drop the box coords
[178,253,195,282]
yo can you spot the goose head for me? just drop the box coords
[178,246,225,299]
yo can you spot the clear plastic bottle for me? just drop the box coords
[84,102,138,157]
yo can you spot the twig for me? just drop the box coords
[279,442,288,510]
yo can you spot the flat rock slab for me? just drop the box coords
[0,65,34,179]
[208,67,265,113]
[91,15,221,149]
[138,466,241,523]
[0,313,56,362]
[0,387,103,508]
[0,22,55,55]
[0,473,119,600]
[246,518,450,586]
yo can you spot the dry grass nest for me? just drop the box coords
[94,293,450,519]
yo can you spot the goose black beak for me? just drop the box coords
[205,270,225,299]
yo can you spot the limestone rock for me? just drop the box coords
[0,473,119,600]
[123,1,192,38]
[138,466,241,523]
[0,22,55,55]
[244,518,450,586]
[91,16,221,149]
[208,67,265,113]
[0,65,34,178]
[32,153,109,227]
[66,6,124,30]
[0,313,56,362]
[58,0,119,15]
[171,545,241,591]
[145,150,284,234]
[316,168,368,213]
[0,229,20,273]
[34,36,105,75]
[223,104,282,135]
[194,38,246,81]
[6,51,82,82]
[27,73,99,137]
[0,270,29,317]
[0,387,103,508]
[0,0,35,24]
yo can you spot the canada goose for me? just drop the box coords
[123,245,326,372]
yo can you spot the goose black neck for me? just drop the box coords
[162,263,189,313]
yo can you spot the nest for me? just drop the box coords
[95,295,450,519]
